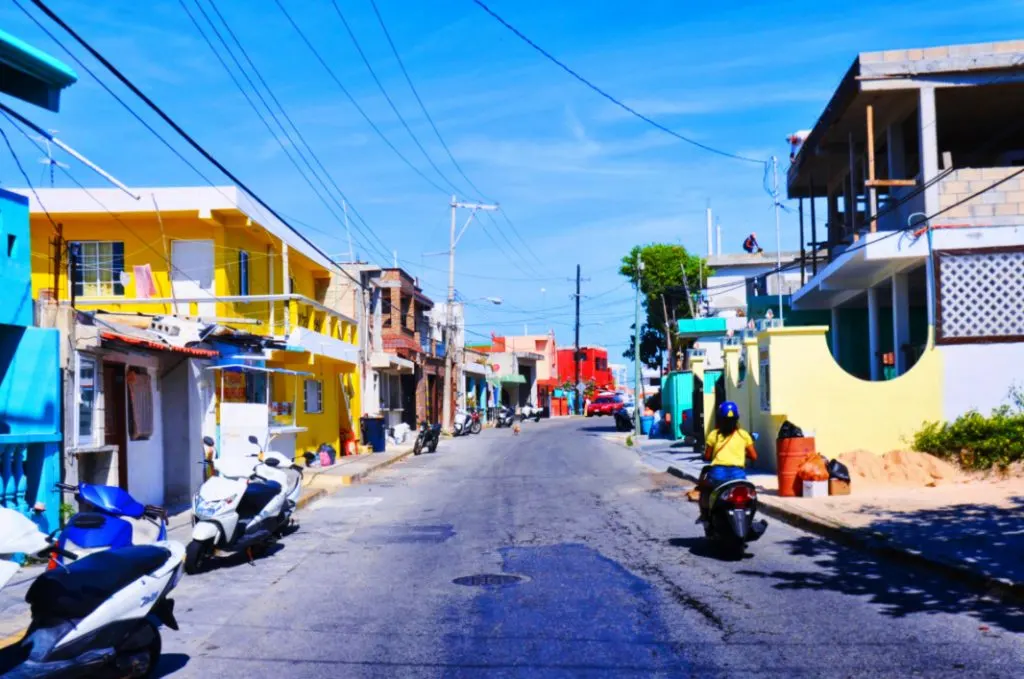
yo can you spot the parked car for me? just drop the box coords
[586,394,622,417]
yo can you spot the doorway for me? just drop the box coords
[103,362,128,489]
[401,373,416,428]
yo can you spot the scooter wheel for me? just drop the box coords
[117,620,161,678]
[413,440,423,455]
[184,539,212,575]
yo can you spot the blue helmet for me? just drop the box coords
[718,401,739,419]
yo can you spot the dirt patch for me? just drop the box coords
[836,449,965,488]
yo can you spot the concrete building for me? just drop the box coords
[723,39,1024,471]
[704,251,806,315]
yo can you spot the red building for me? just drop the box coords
[556,346,614,390]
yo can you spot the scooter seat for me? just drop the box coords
[26,545,170,620]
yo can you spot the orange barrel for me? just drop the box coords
[776,437,815,497]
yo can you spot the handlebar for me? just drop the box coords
[51,546,78,562]
[54,482,78,493]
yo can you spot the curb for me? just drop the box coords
[666,465,1024,605]
[298,448,416,510]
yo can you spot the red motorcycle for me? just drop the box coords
[468,408,483,434]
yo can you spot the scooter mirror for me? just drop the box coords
[202,436,215,447]
[248,435,259,445]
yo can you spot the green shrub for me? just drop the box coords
[625,435,634,448]
[913,405,1024,470]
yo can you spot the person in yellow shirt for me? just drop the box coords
[699,401,758,520]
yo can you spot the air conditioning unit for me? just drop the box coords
[149,316,205,346]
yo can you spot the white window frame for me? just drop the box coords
[75,353,98,447]
[71,240,124,298]
[303,379,323,414]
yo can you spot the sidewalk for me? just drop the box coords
[0,443,416,647]
[613,433,1024,603]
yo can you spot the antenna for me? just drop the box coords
[36,130,68,186]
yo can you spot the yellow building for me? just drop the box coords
[28,186,361,463]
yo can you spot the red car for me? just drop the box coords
[586,395,622,417]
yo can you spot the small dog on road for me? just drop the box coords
[512,422,521,435]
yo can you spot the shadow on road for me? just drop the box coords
[577,424,619,433]
[155,653,189,677]
[736,498,1024,634]
[666,536,754,562]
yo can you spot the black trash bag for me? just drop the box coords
[777,420,804,439]
[303,451,319,468]
[827,458,851,483]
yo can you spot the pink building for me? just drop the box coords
[499,332,558,380]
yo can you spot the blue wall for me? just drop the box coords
[0,189,61,533]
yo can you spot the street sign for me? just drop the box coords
[576,382,585,393]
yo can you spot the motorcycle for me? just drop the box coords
[697,466,768,555]
[520,403,542,423]
[49,482,168,567]
[186,435,303,574]
[0,506,184,678]
[412,421,441,454]
[468,408,483,435]
[493,406,516,429]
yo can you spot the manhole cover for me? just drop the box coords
[452,573,525,587]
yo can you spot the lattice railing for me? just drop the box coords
[936,248,1024,343]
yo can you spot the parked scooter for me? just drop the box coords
[468,408,483,435]
[452,409,471,437]
[0,506,184,678]
[697,467,768,556]
[520,403,543,423]
[412,421,441,454]
[50,482,168,566]
[494,405,516,428]
[186,435,302,574]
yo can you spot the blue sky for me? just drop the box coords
[2,0,1022,358]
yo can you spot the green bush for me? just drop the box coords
[913,404,1024,470]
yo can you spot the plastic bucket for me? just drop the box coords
[777,436,815,497]
[640,415,655,435]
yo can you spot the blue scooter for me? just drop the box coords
[51,483,168,566]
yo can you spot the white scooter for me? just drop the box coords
[0,507,184,678]
[452,409,470,437]
[185,435,303,574]
[520,402,543,422]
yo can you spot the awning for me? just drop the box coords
[205,364,312,377]
[99,331,218,358]
[487,374,526,386]
[370,351,414,373]
[463,362,488,376]
[0,28,77,111]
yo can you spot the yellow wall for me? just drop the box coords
[723,327,944,471]
[30,209,361,456]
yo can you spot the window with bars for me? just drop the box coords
[71,241,124,297]
[238,251,250,295]
[304,379,323,414]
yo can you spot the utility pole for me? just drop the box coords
[574,264,582,415]
[771,156,785,322]
[442,195,498,433]
[634,255,644,435]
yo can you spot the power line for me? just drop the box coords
[25,0,370,291]
[272,0,451,196]
[367,0,488,201]
[330,0,464,197]
[471,0,765,165]
[204,0,395,263]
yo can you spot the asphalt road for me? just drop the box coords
[159,418,1024,678]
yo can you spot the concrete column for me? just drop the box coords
[830,307,842,362]
[892,273,911,375]
[887,123,907,179]
[867,287,881,381]
[918,86,939,331]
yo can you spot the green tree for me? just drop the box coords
[620,244,707,371]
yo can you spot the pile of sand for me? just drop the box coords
[836,449,965,488]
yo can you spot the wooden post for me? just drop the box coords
[849,132,859,242]
[866,104,878,230]
[52,223,63,302]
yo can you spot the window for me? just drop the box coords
[304,379,323,414]
[76,354,97,445]
[379,374,403,411]
[238,251,250,295]
[759,360,771,412]
[126,368,154,440]
[382,296,393,329]
[71,241,125,297]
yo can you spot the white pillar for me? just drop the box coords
[830,307,841,362]
[918,86,939,330]
[892,273,910,375]
[867,287,881,381]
